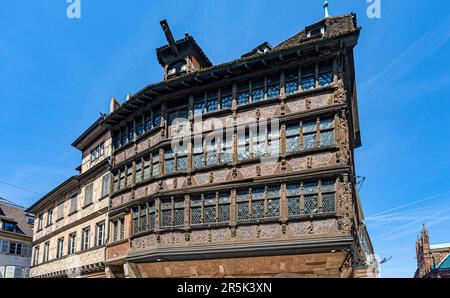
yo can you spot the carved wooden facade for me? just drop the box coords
[103,14,375,278]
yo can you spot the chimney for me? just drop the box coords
[109,97,121,113]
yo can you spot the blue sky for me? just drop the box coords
[1,1,449,277]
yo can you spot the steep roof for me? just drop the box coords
[437,254,450,270]
[104,13,360,125]
[0,200,34,238]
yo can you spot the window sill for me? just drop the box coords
[55,217,64,223]
[82,202,93,210]
[67,210,78,217]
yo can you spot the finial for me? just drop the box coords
[324,0,329,18]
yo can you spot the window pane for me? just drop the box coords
[320,130,334,147]
[304,195,318,214]
[221,95,232,110]
[318,71,333,86]
[207,98,218,112]
[252,87,264,102]
[237,91,249,106]
[322,193,335,212]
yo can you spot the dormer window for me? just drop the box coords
[167,61,188,79]
[307,25,325,38]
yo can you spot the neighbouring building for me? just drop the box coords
[0,197,34,278]
[415,225,450,278]
[104,12,375,278]
[26,119,112,278]
[25,9,375,278]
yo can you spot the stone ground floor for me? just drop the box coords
[104,252,375,278]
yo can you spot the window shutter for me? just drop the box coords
[102,174,111,197]
[84,184,93,205]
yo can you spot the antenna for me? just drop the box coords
[324,0,330,18]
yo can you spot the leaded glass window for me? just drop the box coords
[253,130,266,158]
[119,170,126,190]
[301,67,315,90]
[143,157,151,180]
[132,208,139,233]
[267,186,280,218]
[321,179,336,212]
[252,188,265,219]
[113,172,119,192]
[135,160,142,184]
[173,197,185,227]
[145,112,153,132]
[190,196,202,225]
[267,76,280,99]
[286,124,300,153]
[221,94,232,110]
[207,97,218,113]
[126,165,133,187]
[237,190,250,221]
[152,155,160,177]
[204,194,216,224]
[136,119,144,138]
[285,70,299,95]
[319,117,334,147]
[287,184,301,216]
[303,120,317,150]
[164,149,175,174]
[237,90,249,107]
[218,192,230,223]
[128,123,135,143]
[193,142,204,169]
[252,81,264,102]
[149,201,156,230]
[153,112,161,127]
[206,140,218,167]
[160,199,172,228]
[220,136,233,164]
[304,195,318,214]
[194,100,205,116]
[121,127,128,146]
[318,61,333,87]
[176,147,188,172]
[140,205,148,231]
[237,130,250,161]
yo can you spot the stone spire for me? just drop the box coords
[324,0,330,18]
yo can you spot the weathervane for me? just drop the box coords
[324,0,330,18]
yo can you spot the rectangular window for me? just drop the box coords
[193,142,204,169]
[119,169,126,189]
[43,242,49,262]
[237,130,250,161]
[56,238,64,258]
[286,123,300,153]
[206,91,219,113]
[219,134,233,164]
[251,188,265,219]
[237,190,250,221]
[164,149,175,174]
[95,222,105,246]
[304,182,318,214]
[319,117,334,147]
[301,66,315,90]
[160,199,172,228]
[190,195,202,225]
[46,208,53,226]
[136,118,144,138]
[81,228,90,251]
[205,139,218,167]
[102,173,111,197]
[128,123,135,143]
[287,184,301,216]
[303,120,317,150]
[152,154,160,177]
[84,183,94,206]
[33,246,40,266]
[57,202,64,220]
[237,82,250,107]
[119,218,125,240]
[194,98,205,116]
[38,214,43,230]
[220,92,232,110]
[203,194,216,224]
[135,160,143,184]
[126,165,133,187]
[173,197,185,227]
[285,69,299,95]
[266,75,280,99]
[176,148,188,172]
[90,143,105,163]
[321,179,336,213]
[267,186,281,218]
[68,233,76,255]
[112,220,118,242]
[318,61,333,87]
[218,192,231,223]
[251,80,264,102]
[113,171,119,192]
[153,112,161,128]
[132,208,140,234]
